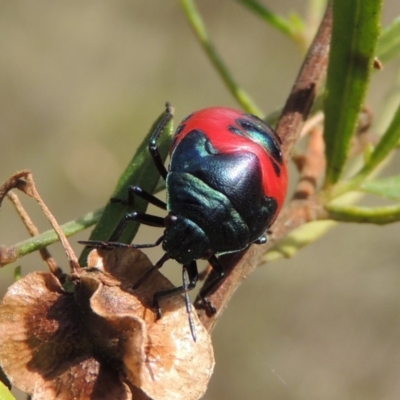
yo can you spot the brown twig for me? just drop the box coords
[0,170,31,207]
[292,127,326,200]
[195,2,333,332]
[17,173,82,275]
[0,171,81,275]
[277,3,332,162]
[0,170,33,266]
[6,191,63,278]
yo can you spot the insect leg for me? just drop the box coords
[199,254,226,315]
[108,211,164,241]
[132,252,170,289]
[111,185,167,210]
[182,267,197,342]
[79,212,165,250]
[79,234,164,251]
[153,260,199,319]
[148,102,173,180]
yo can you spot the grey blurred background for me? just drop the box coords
[1,1,400,399]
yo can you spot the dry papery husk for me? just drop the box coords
[0,248,214,400]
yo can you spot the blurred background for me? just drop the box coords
[1,1,400,399]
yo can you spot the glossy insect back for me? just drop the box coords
[172,107,288,218]
[164,107,288,264]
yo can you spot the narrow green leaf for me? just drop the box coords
[359,101,400,177]
[374,68,400,135]
[361,175,400,200]
[323,1,382,186]
[179,0,263,117]
[235,0,301,39]
[377,17,400,63]
[265,220,336,261]
[0,207,103,266]
[0,382,15,400]
[326,203,400,225]
[78,106,174,265]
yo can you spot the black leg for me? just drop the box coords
[111,185,167,210]
[148,102,173,180]
[79,212,165,249]
[132,252,170,289]
[199,254,226,316]
[199,255,225,297]
[109,211,165,241]
[78,235,164,251]
[153,261,199,319]
[182,267,197,341]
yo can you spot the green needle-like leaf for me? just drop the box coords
[0,208,103,266]
[332,101,400,198]
[235,0,302,40]
[78,106,174,265]
[323,1,382,186]
[361,175,400,200]
[179,0,263,117]
[360,102,400,177]
[326,203,400,225]
[377,17,400,63]
[0,382,15,400]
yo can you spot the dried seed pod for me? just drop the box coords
[0,248,215,400]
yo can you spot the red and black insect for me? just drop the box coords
[82,105,287,336]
